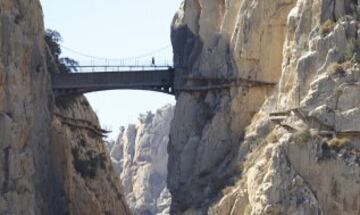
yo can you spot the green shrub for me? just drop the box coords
[266,131,280,143]
[320,20,336,37]
[339,39,360,63]
[55,95,79,109]
[291,130,312,143]
[72,142,107,179]
[327,137,350,150]
[45,29,78,73]
[328,63,346,76]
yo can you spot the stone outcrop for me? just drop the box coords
[0,1,129,214]
[108,105,174,215]
[170,0,360,214]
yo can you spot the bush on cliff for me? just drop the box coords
[339,38,360,63]
[291,130,312,144]
[327,137,351,151]
[45,29,78,73]
[71,141,107,179]
[320,20,335,37]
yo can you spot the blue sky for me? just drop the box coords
[40,0,182,139]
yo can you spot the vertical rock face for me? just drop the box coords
[0,1,58,213]
[51,97,130,215]
[108,105,174,215]
[170,0,360,214]
[0,1,129,214]
[170,0,295,213]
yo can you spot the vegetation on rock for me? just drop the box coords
[327,137,351,151]
[328,63,347,77]
[340,38,360,63]
[46,29,81,108]
[45,29,78,73]
[72,140,107,179]
[291,130,312,144]
[320,20,335,37]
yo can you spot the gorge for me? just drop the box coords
[2,0,360,215]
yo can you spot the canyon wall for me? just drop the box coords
[0,1,129,214]
[108,105,174,215]
[170,0,360,214]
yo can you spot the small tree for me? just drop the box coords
[45,29,78,73]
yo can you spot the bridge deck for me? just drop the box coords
[52,69,175,95]
[52,66,278,96]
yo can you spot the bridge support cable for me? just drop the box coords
[60,44,173,70]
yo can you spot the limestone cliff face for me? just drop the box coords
[170,0,360,214]
[0,1,129,214]
[51,97,130,215]
[170,0,295,213]
[108,105,174,215]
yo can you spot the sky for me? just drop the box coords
[40,0,182,140]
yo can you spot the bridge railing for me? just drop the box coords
[71,65,174,73]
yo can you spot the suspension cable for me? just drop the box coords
[60,44,172,61]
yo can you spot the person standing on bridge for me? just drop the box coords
[151,57,156,67]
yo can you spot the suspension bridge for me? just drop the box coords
[51,45,277,96]
[52,65,178,95]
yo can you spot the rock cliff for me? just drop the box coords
[0,1,129,214]
[108,105,174,215]
[170,0,360,214]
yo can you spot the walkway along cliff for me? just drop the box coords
[0,1,129,214]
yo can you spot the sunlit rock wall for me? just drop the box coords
[108,105,174,215]
[170,0,360,214]
[169,0,295,213]
[0,1,129,214]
